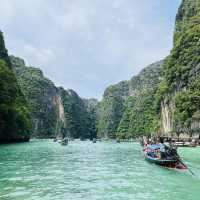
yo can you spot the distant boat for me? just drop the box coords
[92,138,96,143]
[174,141,197,148]
[116,139,120,143]
[61,138,68,146]
[80,137,86,141]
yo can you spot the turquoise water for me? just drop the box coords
[0,140,200,200]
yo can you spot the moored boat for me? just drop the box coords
[174,141,197,148]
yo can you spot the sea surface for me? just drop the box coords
[0,140,200,200]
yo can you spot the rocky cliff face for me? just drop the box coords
[83,98,98,139]
[0,32,31,143]
[10,54,98,139]
[159,0,200,137]
[11,56,64,138]
[129,61,163,96]
[0,31,11,67]
[97,61,163,138]
[59,88,97,139]
[96,81,128,138]
[160,100,173,136]
[117,61,163,139]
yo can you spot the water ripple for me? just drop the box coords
[0,140,200,200]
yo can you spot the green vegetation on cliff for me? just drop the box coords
[0,31,11,67]
[59,88,97,139]
[97,81,128,138]
[157,0,200,136]
[0,32,31,143]
[174,77,200,135]
[11,56,59,138]
[117,91,159,139]
[117,62,163,139]
[10,55,97,139]
[164,0,200,92]
[83,98,98,140]
[97,61,163,139]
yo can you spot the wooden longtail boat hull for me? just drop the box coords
[145,155,177,168]
[144,154,187,170]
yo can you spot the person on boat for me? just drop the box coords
[155,148,161,159]
[148,138,152,144]
[161,141,179,160]
[143,136,148,146]
[154,138,164,159]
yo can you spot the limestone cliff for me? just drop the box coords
[116,61,163,138]
[11,55,97,139]
[11,56,64,138]
[58,88,96,139]
[97,61,163,138]
[159,0,200,137]
[0,32,31,143]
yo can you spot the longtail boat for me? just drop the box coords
[143,144,187,170]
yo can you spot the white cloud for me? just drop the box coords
[0,1,15,26]
[23,44,55,66]
[1,0,181,99]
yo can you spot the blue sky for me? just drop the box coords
[0,0,182,99]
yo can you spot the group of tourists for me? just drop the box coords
[141,136,179,160]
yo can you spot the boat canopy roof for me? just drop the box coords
[148,144,164,150]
